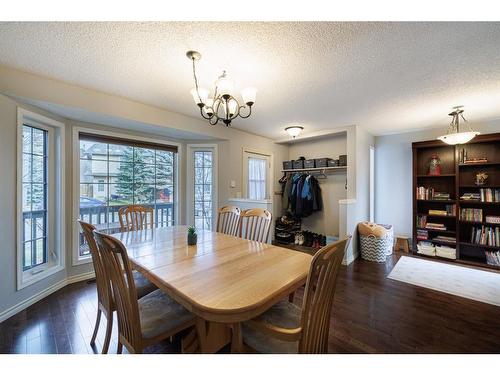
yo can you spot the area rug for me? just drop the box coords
[387,256,500,307]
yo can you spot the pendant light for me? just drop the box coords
[437,106,480,145]
[285,126,304,138]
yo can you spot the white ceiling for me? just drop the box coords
[0,22,500,139]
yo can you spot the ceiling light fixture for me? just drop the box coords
[285,126,304,138]
[186,50,256,127]
[437,106,480,145]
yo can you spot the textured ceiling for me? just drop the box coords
[1,22,500,138]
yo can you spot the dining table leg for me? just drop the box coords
[181,317,231,353]
[230,323,244,353]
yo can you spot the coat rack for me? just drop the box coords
[281,166,347,179]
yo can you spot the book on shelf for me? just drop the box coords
[470,225,500,247]
[433,235,456,244]
[429,209,447,216]
[416,229,428,240]
[460,208,483,222]
[485,250,500,266]
[485,216,500,224]
[416,186,451,200]
[446,204,456,216]
[463,157,488,164]
[433,192,450,200]
[428,204,456,216]
[416,215,427,228]
[425,223,447,230]
[416,186,434,200]
[479,188,500,202]
[460,192,480,201]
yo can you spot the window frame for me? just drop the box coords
[242,148,273,201]
[16,108,66,290]
[186,144,218,230]
[72,127,181,265]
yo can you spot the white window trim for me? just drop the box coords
[186,144,218,229]
[16,108,66,290]
[72,126,182,265]
[241,147,274,201]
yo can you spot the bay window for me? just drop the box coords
[74,131,178,263]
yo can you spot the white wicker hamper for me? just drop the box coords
[358,222,393,262]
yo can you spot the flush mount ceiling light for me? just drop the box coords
[186,50,257,127]
[285,125,304,138]
[437,106,480,145]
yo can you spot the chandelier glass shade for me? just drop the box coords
[285,125,304,138]
[437,106,480,145]
[187,50,257,126]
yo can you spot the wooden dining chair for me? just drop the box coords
[93,231,196,354]
[78,220,157,353]
[118,205,154,232]
[238,208,272,243]
[240,236,351,354]
[216,205,241,236]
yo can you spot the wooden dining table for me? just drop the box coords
[111,225,312,353]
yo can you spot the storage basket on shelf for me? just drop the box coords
[358,222,394,262]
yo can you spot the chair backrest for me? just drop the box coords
[238,208,272,243]
[216,205,241,236]
[78,220,113,313]
[119,205,154,232]
[93,231,142,349]
[299,236,351,354]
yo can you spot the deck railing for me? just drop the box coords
[77,202,174,256]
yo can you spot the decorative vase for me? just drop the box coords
[428,154,441,176]
[187,233,197,245]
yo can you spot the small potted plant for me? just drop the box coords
[187,226,197,246]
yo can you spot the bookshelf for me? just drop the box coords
[412,133,500,269]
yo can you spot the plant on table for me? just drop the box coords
[187,226,197,245]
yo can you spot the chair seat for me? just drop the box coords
[133,270,158,298]
[242,299,301,354]
[138,289,194,339]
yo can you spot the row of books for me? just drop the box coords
[428,204,457,216]
[460,208,483,222]
[470,226,500,247]
[486,251,500,266]
[460,192,480,201]
[486,216,500,224]
[462,157,488,164]
[433,235,456,244]
[425,222,447,231]
[416,215,427,229]
[480,188,500,202]
[416,229,428,240]
[416,187,450,200]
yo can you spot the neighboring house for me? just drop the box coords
[79,142,121,201]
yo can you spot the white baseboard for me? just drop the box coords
[0,271,95,323]
[66,271,95,284]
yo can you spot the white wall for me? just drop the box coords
[375,121,500,237]
[288,133,347,236]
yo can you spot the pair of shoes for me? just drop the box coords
[294,232,305,246]
[301,231,327,249]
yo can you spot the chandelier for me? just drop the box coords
[186,50,257,126]
[437,106,480,145]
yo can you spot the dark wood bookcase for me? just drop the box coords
[412,133,500,269]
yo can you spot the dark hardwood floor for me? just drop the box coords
[1,253,499,354]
